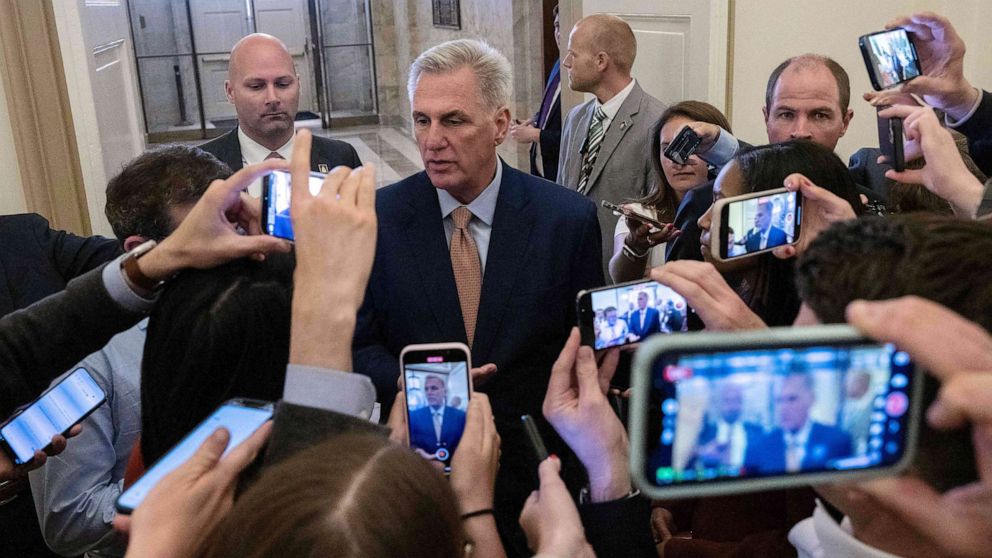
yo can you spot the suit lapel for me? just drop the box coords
[472,164,535,364]
[216,129,244,171]
[586,83,643,192]
[401,175,467,343]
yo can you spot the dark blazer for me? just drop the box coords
[743,225,788,253]
[408,405,466,453]
[954,89,992,177]
[665,181,713,263]
[579,494,656,558]
[626,306,660,340]
[353,161,603,554]
[198,128,361,172]
[0,214,120,318]
[530,61,561,183]
[744,422,852,474]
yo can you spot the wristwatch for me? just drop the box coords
[121,239,165,292]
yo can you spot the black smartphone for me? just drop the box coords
[576,279,690,350]
[877,106,905,172]
[115,398,273,513]
[401,343,472,472]
[664,125,703,165]
[521,414,549,463]
[0,368,106,465]
[602,200,668,230]
[629,326,921,499]
[261,169,326,241]
[859,28,922,91]
[712,188,802,261]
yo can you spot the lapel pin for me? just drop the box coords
[318,164,329,173]
[620,122,627,130]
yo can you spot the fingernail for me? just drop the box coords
[549,454,559,462]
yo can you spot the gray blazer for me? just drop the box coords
[558,81,667,278]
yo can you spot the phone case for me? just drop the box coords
[628,325,923,500]
[710,187,801,262]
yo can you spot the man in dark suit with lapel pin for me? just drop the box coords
[509,4,562,182]
[198,33,360,196]
[557,14,667,277]
[353,39,603,555]
[742,201,789,253]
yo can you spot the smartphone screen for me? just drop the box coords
[115,399,273,513]
[0,368,105,464]
[860,28,922,90]
[261,169,325,241]
[577,280,689,350]
[719,190,800,259]
[402,346,471,472]
[643,341,916,490]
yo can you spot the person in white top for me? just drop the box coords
[595,307,628,349]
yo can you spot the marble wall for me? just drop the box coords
[371,0,548,167]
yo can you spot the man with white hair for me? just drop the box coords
[353,38,603,554]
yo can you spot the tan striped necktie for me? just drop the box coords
[450,206,481,346]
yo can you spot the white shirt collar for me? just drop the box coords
[596,78,637,123]
[237,127,294,165]
[785,419,813,447]
[436,160,502,226]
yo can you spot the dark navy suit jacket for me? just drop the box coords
[626,306,660,340]
[744,422,852,474]
[353,161,603,553]
[408,405,466,453]
[743,225,788,253]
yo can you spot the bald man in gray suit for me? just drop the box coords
[558,14,667,278]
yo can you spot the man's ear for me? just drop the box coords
[224,80,234,104]
[595,51,609,73]
[493,106,511,145]
[123,236,149,252]
[839,108,854,137]
[762,105,770,123]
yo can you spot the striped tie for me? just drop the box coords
[576,106,607,195]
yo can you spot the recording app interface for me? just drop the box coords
[646,343,914,487]
[723,191,798,258]
[264,170,323,240]
[591,281,688,350]
[116,404,272,512]
[1,368,104,464]
[404,352,470,470]
[866,29,921,89]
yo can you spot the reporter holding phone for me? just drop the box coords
[609,101,731,283]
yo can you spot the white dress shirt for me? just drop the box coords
[595,78,637,134]
[784,420,813,472]
[437,161,502,273]
[238,128,294,197]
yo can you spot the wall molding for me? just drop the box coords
[0,0,91,234]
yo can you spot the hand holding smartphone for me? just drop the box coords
[629,326,921,499]
[401,343,472,472]
[601,200,667,231]
[0,368,105,465]
[664,126,703,165]
[876,105,906,172]
[710,187,802,262]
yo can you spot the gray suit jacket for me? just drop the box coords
[557,82,667,278]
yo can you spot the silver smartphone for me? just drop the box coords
[629,325,921,499]
[710,187,802,262]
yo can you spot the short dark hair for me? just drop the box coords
[765,54,851,114]
[640,100,733,221]
[196,434,464,558]
[105,145,231,243]
[140,253,294,464]
[797,214,992,491]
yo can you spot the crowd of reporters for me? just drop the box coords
[1,8,992,558]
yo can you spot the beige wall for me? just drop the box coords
[729,0,992,161]
[372,0,545,167]
[0,55,27,214]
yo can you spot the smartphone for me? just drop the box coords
[0,368,106,464]
[628,325,921,499]
[115,398,273,513]
[577,279,690,350]
[859,28,922,91]
[877,105,905,172]
[261,169,326,241]
[710,187,801,262]
[521,414,549,463]
[401,343,472,472]
[664,125,703,165]
[602,200,668,230]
